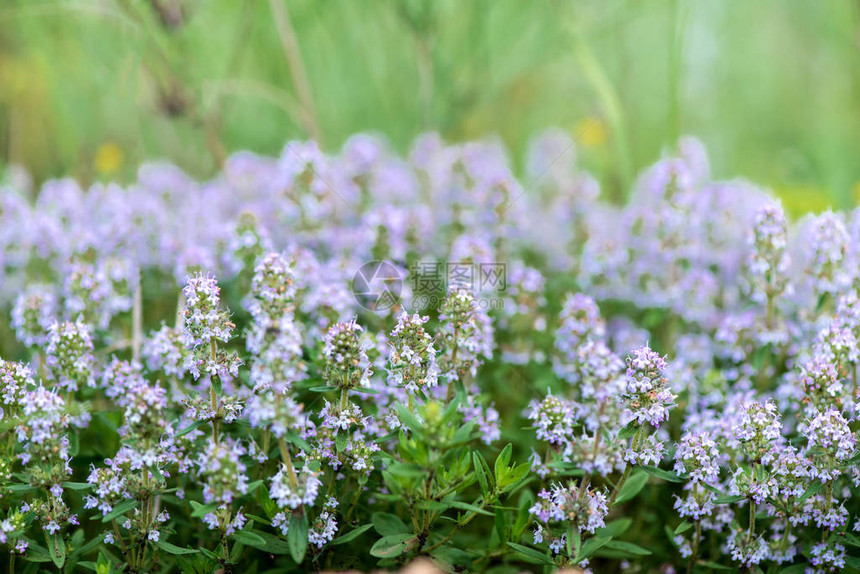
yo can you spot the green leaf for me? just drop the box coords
[416,500,450,512]
[62,481,91,491]
[798,482,824,503]
[431,546,472,569]
[713,494,746,505]
[575,535,612,562]
[240,531,290,555]
[370,533,416,558]
[288,512,309,563]
[499,462,531,492]
[211,376,223,396]
[640,465,684,483]
[331,523,373,546]
[372,512,409,536]
[614,470,648,503]
[232,530,266,547]
[335,432,348,453]
[505,542,555,566]
[282,432,312,453]
[200,547,220,560]
[46,531,66,569]
[617,420,639,440]
[843,533,860,548]
[154,540,198,555]
[396,404,425,436]
[494,507,509,543]
[603,540,651,556]
[6,484,36,493]
[309,386,338,392]
[699,561,735,570]
[449,501,493,517]
[69,432,80,457]
[473,452,490,496]
[450,419,478,445]
[494,443,513,482]
[673,520,693,535]
[176,420,202,437]
[189,501,218,518]
[598,518,633,538]
[69,531,108,559]
[101,499,137,522]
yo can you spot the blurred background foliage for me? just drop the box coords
[1,0,859,212]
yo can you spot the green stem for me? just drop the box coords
[132,278,143,362]
[209,339,220,443]
[608,426,643,506]
[279,438,299,488]
[423,494,493,553]
[748,499,756,535]
[687,520,701,574]
[446,326,459,403]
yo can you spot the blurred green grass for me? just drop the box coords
[1,0,859,211]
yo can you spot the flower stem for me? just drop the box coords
[279,437,299,488]
[340,387,349,411]
[687,520,701,574]
[748,499,756,535]
[132,278,143,362]
[608,426,643,507]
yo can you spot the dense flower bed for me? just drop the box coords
[1,131,859,572]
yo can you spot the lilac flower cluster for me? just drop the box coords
[2,133,860,571]
[181,273,242,380]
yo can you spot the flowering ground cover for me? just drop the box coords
[0,131,859,573]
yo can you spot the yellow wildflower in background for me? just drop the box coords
[94,142,124,176]
[575,116,607,147]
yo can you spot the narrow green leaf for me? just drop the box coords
[494,443,513,482]
[154,540,198,555]
[500,462,531,492]
[189,501,218,518]
[598,518,633,538]
[473,452,490,496]
[617,420,639,440]
[449,501,493,517]
[240,531,290,555]
[798,482,824,503]
[506,542,554,566]
[101,499,137,523]
[640,465,684,483]
[288,513,309,563]
[713,494,745,505]
[176,420,202,437]
[370,534,416,558]
[700,560,736,570]
[46,531,66,568]
[335,431,347,453]
[331,524,373,546]
[614,470,648,503]
[372,512,409,536]
[232,530,266,547]
[603,540,651,556]
[575,535,611,563]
